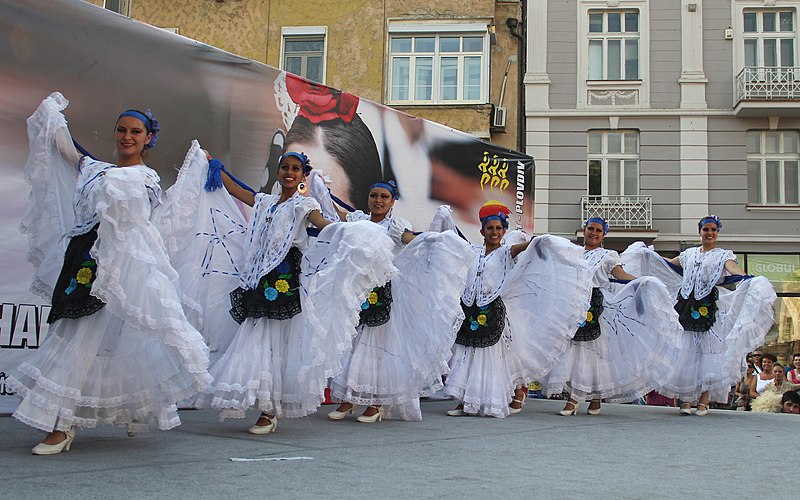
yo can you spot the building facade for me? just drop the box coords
[525,0,800,355]
[88,0,524,151]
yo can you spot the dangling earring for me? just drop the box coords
[297,181,308,194]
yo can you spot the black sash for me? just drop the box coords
[47,224,106,323]
[229,247,302,324]
[573,287,604,342]
[675,287,718,332]
[358,282,392,327]
[455,296,506,348]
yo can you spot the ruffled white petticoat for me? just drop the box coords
[622,242,776,403]
[543,277,682,402]
[330,230,472,421]
[9,94,211,432]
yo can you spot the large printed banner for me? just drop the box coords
[0,0,534,412]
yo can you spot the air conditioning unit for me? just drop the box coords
[492,106,507,129]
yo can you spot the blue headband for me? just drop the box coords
[370,181,399,199]
[279,151,312,174]
[698,215,722,232]
[481,213,509,230]
[586,217,609,234]
[117,109,159,149]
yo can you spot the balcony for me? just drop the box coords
[580,195,657,238]
[735,66,800,117]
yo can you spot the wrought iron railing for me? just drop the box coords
[581,195,652,230]
[736,66,800,101]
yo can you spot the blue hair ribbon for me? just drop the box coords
[586,217,609,234]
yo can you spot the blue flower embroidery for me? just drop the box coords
[360,300,370,310]
[275,260,291,274]
[691,310,701,320]
[264,287,278,301]
[65,278,78,295]
[470,320,479,331]
[578,320,587,328]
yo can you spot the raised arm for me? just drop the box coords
[221,170,255,207]
[611,265,637,281]
[510,240,530,258]
[55,124,82,168]
[307,209,334,230]
[724,259,746,275]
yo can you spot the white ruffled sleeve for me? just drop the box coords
[20,92,80,300]
[388,217,412,247]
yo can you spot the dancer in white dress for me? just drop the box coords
[9,93,211,455]
[622,215,777,416]
[444,202,591,418]
[544,218,680,416]
[172,148,396,434]
[327,182,472,422]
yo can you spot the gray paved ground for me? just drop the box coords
[1,398,794,499]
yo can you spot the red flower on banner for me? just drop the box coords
[285,73,359,124]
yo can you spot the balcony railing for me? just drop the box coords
[736,66,800,101]
[581,195,653,230]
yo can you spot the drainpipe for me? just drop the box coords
[506,0,526,152]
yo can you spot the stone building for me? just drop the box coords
[89,0,524,151]
[524,0,800,354]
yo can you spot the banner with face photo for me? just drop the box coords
[0,0,534,412]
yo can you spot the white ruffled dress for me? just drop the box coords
[329,212,472,420]
[167,145,397,420]
[543,248,681,403]
[9,93,211,433]
[444,235,592,418]
[622,243,777,403]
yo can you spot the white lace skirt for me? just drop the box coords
[199,313,326,419]
[330,322,426,421]
[443,331,524,418]
[543,278,682,403]
[658,278,776,403]
[8,309,209,433]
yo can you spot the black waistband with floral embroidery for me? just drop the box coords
[358,282,392,327]
[455,296,506,348]
[573,287,604,341]
[48,224,105,324]
[675,287,718,333]
[229,247,302,323]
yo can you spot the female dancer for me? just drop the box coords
[623,215,776,416]
[327,182,472,422]
[444,202,591,418]
[545,218,680,415]
[9,93,211,454]
[170,146,396,434]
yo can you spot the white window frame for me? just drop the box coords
[104,0,131,16]
[747,130,800,206]
[742,9,796,68]
[587,130,640,196]
[386,22,490,105]
[577,0,649,108]
[733,1,800,82]
[281,26,328,85]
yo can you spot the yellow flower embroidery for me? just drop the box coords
[586,311,594,322]
[76,267,93,285]
[368,291,378,305]
[698,306,708,317]
[476,314,487,325]
[275,279,290,293]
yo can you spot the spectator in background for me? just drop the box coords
[735,363,756,411]
[781,391,800,414]
[750,353,777,400]
[751,349,764,374]
[786,353,800,383]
